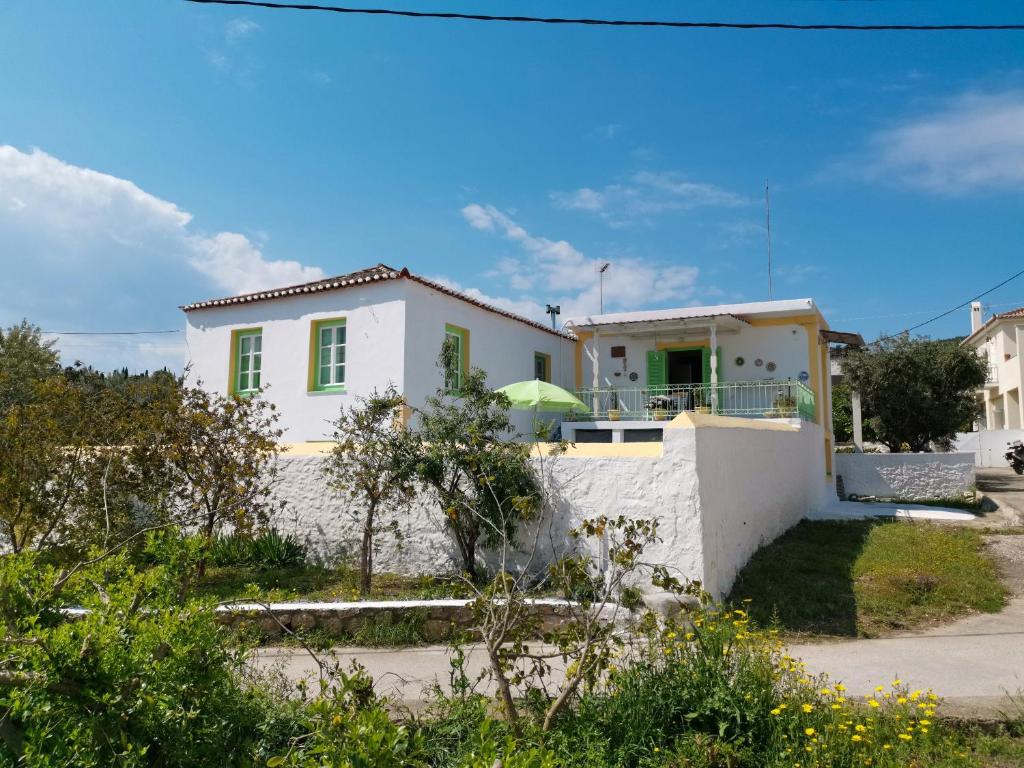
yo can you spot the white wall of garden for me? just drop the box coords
[269,413,829,599]
[833,452,975,499]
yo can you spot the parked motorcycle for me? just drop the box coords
[1006,440,1024,475]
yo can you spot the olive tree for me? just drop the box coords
[413,345,539,582]
[842,334,986,452]
[323,387,417,596]
[0,320,59,410]
[132,385,285,577]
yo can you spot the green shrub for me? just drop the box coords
[210,529,306,570]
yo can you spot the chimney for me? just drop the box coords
[971,301,983,333]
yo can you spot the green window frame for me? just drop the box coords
[534,352,551,382]
[310,318,346,391]
[444,324,469,393]
[230,328,263,395]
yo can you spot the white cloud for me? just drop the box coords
[188,231,323,295]
[551,171,748,226]
[458,204,700,321]
[856,90,1024,194]
[0,145,323,370]
[225,18,261,42]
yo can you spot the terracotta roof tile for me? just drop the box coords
[180,263,573,339]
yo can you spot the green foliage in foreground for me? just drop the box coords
[0,531,1008,768]
[730,520,1007,637]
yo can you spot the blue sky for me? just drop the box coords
[1,1,1023,371]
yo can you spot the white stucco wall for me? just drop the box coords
[834,453,976,499]
[401,280,576,437]
[184,279,575,442]
[694,418,827,597]
[581,323,813,389]
[268,416,827,600]
[954,429,1024,468]
[185,281,408,442]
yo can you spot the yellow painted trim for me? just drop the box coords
[228,326,262,396]
[284,440,662,458]
[654,338,710,350]
[308,317,347,392]
[534,351,552,382]
[745,311,828,330]
[666,411,799,432]
[531,442,663,458]
[574,330,592,389]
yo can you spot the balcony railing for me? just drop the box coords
[568,380,816,422]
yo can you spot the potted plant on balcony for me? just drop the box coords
[648,394,672,421]
[607,388,621,421]
[765,391,797,417]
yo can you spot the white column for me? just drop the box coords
[851,389,864,452]
[588,330,601,415]
[709,322,719,415]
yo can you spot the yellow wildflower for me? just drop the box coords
[804,727,815,736]
[851,735,862,743]
[898,734,912,741]
[868,700,880,709]
[802,704,813,713]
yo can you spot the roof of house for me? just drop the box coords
[963,306,1024,345]
[565,298,823,332]
[180,263,572,338]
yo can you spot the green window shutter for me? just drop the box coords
[646,350,667,388]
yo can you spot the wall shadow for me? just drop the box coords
[727,519,878,637]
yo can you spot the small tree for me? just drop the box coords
[842,335,986,452]
[134,385,285,577]
[0,320,60,410]
[323,387,417,596]
[413,346,539,582]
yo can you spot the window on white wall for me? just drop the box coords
[231,329,262,395]
[311,318,346,391]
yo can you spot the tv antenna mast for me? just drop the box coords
[598,262,611,313]
[765,178,773,301]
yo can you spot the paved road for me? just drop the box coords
[251,643,567,708]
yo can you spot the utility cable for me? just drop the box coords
[183,1,1024,32]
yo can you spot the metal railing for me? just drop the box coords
[568,380,816,422]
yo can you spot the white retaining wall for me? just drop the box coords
[270,415,828,598]
[954,430,1024,468]
[834,452,975,499]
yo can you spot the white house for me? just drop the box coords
[563,298,841,476]
[182,264,576,441]
[963,301,1024,431]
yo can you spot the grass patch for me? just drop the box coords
[729,520,1007,638]
[268,611,430,649]
[196,563,473,603]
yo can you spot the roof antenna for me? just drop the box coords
[598,262,611,314]
[765,178,773,301]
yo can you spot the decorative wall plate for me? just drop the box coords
[629,371,639,382]
[734,356,745,366]
[766,361,777,372]
[754,358,763,367]
[798,370,810,382]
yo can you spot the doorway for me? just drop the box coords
[667,349,704,386]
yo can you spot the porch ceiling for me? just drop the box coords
[570,313,748,337]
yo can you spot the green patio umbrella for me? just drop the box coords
[495,380,589,414]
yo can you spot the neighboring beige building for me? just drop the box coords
[963,301,1024,430]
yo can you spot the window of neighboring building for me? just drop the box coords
[444,324,469,392]
[231,328,263,395]
[534,352,551,382]
[310,318,346,391]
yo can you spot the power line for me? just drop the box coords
[42,330,183,336]
[182,1,1024,31]
[876,266,1024,342]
